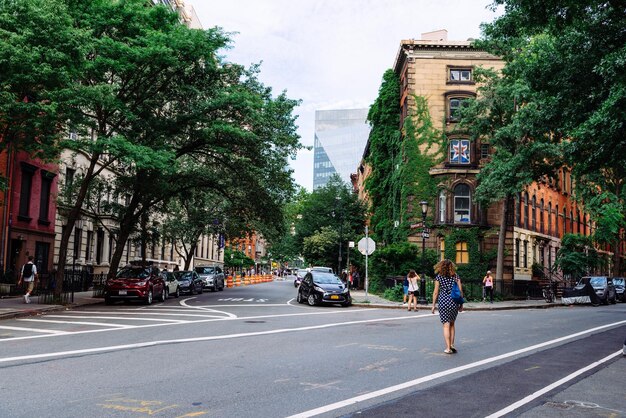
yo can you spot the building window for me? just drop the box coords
[523,240,528,268]
[563,207,568,235]
[453,184,471,224]
[449,139,471,164]
[85,230,93,261]
[96,228,104,264]
[73,227,82,260]
[39,172,53,223]
[515,239,520,268]
[516,194,521,227]
[531,196,537,231]
[448,97,470,122]
[548,202,552,236]
[540,199,544,234]
[455,242,469,264]
[19,163,37,220]
[439,190,446,223]
[523,192,529,229]
[440,240,445,261]
[448,68,472,83]
[480,143,490,159]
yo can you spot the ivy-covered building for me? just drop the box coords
[354,30,600,295]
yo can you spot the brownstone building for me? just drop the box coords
[354,30,614,294]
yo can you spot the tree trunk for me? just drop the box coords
[183,242,197,271]
[55,152,101,295]
[108,194,141,277]
[496,195,511,285]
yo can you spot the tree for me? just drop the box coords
[554,234,604,282]
[478,0,626,274]
[302,227,340,268]
[459,66,560,283]
[293,177,366,270]
[0,0,86,160]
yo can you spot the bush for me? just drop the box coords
[383,284,404,302]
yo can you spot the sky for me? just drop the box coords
[192,1,503,191]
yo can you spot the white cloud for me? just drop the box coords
[192,0,502,190]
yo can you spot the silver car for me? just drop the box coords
[195,266,225,292]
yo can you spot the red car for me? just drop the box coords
[104,266,166,305]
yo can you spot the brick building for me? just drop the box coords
[354,30,610,294]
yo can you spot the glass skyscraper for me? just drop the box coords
[313,109,370,189]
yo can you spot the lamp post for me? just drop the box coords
[419,200,429,304]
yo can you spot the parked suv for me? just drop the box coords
[195,266,225,292]
[104,266,166,305]
[612,277,625,302]
[578,276,617,305]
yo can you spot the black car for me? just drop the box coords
[296,271,351,307]
[174,271,204,295]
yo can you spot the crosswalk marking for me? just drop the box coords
[42,315,188,323]
[0,325,68,334]
[19,318,133,328]
[64,311,231,319]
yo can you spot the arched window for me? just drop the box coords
[583,213,587,236]
[555,204,559,236]
[577,210,582,233]
[453,184,471,224]
[563,207,568,235]
[570,210,575,234]
[439,190,446,223]
[524,192,529,229]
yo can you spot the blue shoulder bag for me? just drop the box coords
[451,279,465,304]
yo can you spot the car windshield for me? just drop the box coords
[297,270,308,276]
[312,267,332,273]
[116,267,150,279]
[175,272,193,281]
[195,267,215,274]
[612,278,624,286]
[313,273,342,284]
[589,277,607,287]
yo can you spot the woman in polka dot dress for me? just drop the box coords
[431,259,464,354]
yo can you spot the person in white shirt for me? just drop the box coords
[18,255,38,304]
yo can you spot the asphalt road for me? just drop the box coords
[0,280,624,418]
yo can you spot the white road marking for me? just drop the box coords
[285,319,626,418]
[62,310,232,319]
[18,319,133,328]
[0,308,386,342]
[41,315,188,323]
[485,349,624,418]
[0,325,67,334]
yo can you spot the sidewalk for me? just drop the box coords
[0,291,102,320]
[350,290,561,311]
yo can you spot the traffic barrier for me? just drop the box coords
[226,276,233,288]
[235,277,241,287]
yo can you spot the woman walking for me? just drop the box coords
[483,270,494,303]
[431,259,464,354]
[407,270,420,311]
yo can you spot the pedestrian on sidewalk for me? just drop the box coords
[17,255,38,304]
[402,274,409,306]
[483,270,494,303]
[431,259,463,354]
[407,270,420,311]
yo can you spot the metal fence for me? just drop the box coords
[34,270,107,304]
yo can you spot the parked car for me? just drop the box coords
[294,269,308,287]
[160,271,180,298]
[311,266,333,273]
[104,266,166,305]
[577,276,617,305]
[174,271,204,295]
[612,277,625,302]
[195,266,225,292]
[296,271,351,307]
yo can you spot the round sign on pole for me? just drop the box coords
[358,237,376,255]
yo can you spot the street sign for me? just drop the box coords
[358,237,376,255]
[410,222,423,229]
[422,232,430,238]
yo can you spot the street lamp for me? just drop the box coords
[419,200,429,304]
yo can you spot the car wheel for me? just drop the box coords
[160,287,167,302]
[219,281,224,291]
[145,289,153,305]
[296,292,304,304]
[174,287,180,298]
[307,294,317,306]
[199,286,203,294]
[164,287,169,300]
[294,281,298,288]
[611,294,617,304]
